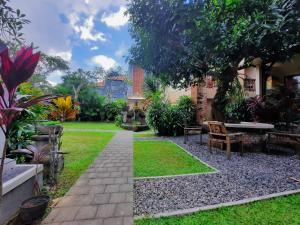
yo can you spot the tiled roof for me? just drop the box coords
[107,75,127,81]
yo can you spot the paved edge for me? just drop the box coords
[134,188,300,220]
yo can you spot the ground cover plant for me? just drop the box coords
[48,131,114,198]
[135,194,300,225]
[63,121,121,130]
[134,140,214,177]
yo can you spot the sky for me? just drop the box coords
[11,0,133,84]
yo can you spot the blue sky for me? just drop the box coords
[11,0,132,84]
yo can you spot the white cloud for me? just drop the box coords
[70,13,106,42]
[48,49,72,62]
[115,43,128,58]
[101,6,129,29]
[91,46,99,51]
[91,55,117,70]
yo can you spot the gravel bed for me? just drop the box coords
[134,134,300,216]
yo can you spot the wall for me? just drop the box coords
[164,86,191,103]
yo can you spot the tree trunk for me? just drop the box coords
[212,67,237,121]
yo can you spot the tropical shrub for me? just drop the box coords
[7,118,35,153]
[225,99,252,122]
[105,99,126,121]
[177,96,196,125]
[50,96,78,122]
[146,96,195,136]
[115,114,123,127]
[0,46,57,196]
[79,89,107,121]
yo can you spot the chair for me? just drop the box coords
[207,121,243,160]
[184,124,203,145]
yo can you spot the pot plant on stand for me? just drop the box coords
[0,45,57,222]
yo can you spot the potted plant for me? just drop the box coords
[19,150,50,223]
[0,45,58,202]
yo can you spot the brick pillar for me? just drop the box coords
[133,66,144,96]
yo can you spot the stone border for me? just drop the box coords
[134,188,300,220]
[133,140,219,180]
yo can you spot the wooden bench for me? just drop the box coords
[184,125,203,145]
[208,121,244,160]
[266,132,300,159]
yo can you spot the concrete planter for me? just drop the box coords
[0,159,43,224]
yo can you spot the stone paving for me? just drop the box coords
[43,131,133,225]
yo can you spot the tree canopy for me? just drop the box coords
[128,0,300,119]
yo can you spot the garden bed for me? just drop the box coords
[134,135,300,216]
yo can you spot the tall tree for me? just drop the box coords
[31,53,70,92]
[128,0,300,120]
[60,68,105,102]
[0,0,29,45]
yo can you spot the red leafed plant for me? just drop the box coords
[0,45,57,199]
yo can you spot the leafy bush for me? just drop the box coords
[115,114,123,127]
[146,96,196,136]
[105,99,126,121]
[79,89,107,121]
[225,99,251,122]
[177,96,196,125]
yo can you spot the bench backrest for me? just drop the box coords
[208,121,228,135]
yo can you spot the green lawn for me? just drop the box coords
[63,122,121,130]
[49,131,114,198]
[134,140,214,177]
[135,194,300,225]
[134,132,157,138]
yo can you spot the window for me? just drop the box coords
[244,78,256,92]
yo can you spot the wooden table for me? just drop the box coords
[204,122,275,151]
[184,126,203,145]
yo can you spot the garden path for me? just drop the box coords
[43,131,133,225]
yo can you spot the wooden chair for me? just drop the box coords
[184,124,203,145]
[207,121,243,160]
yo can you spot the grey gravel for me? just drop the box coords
[134,134,300,216]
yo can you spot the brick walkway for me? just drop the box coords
[43,132,133,225]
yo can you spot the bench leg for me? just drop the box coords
[200,132,203,145]
[240,141,244,156]
[208,139,212,153]
[184,131,187,144]
[226,138,231,160]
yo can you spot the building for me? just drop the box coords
[97,75,128,102]
[193,55,300,121]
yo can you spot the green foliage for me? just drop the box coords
[115,114,123,127]
[225,99,251,122]
[225,78,251,122]
[17,82,49,120]
[7,118,35,152]
[146,96,196,136]
[0,0,30,45]
[128,0,300,120]
[177,96,196,125]
[79,88,107,121]
[105,99,126,121]
[143,75,161,97]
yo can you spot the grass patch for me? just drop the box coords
[63,122,121,130]
[134,140,214,177]
[134,132,157,138]
[135,194,300,225]
[49,131,114,198]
